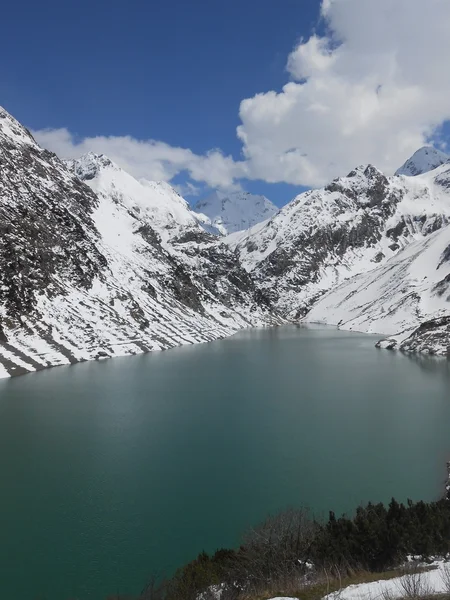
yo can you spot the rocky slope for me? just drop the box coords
[227,163,450,320]
[194,190,278,235]
[305,223,450,355]
[0,108,279,378]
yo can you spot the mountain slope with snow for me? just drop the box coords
[67,152,215,243]
[194,190,278,235]
[228,163,450,319]
[0,108,279,378]
[2,104,450,370]
[305,224,450,354]
[395,146,449,176]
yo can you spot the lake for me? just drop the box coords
[1,325,450,600]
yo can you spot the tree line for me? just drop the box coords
[112,492,450,600]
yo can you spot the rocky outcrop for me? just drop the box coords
[377,316,450,356]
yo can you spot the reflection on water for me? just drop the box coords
[405,352,450,377]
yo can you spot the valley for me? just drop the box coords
[1,107,450,376]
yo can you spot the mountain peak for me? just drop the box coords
[395,146,449,177]
[194,190,278,235]
[66,152,115,181]
[0,106,38,147]
[67,151,214,243]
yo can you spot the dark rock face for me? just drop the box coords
[335,165,391,208]
[433,273,450,299]
[0,117,107,319]
[166,263,205,314]
[399,316,450,356]
[373,252,385,263]
[375,338,397,350]
[172,230,217,245]
[135,224,164,250]
[438,244,450,269]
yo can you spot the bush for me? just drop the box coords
[134,496,450,600]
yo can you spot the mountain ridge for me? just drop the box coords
[0,108,280,378]
[1,106,450,376]
[227,162,450,319]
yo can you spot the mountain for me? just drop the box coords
[2,104,450,372]
[227,163,450,319]
[66,152,216,244]
[395,146,449,176]
[305,222,450,355]
[0,107,279,378]
[194,190,278,235]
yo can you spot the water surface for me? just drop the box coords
[1,325,450,599]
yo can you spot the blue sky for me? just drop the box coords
[2,0,450,207]
[1,0,320,206]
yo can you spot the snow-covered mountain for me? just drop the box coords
[227,163,450,319]
[305,223,450,355]
[395,146,449,177]
[66,152,213,244]
[2,104,450,371]
[0,107,279,378]
[194,190,278,235]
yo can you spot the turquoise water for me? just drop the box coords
[0,325,450,599]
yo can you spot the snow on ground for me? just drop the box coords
[324,561,450,600]
[267,561,450,600]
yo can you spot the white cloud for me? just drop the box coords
[237,0,450,186]
[286,35,336,80]
[33,128,247,191]
[34,0,450,191]
[172,181,204,198]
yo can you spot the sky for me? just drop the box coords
[2,0,450,207]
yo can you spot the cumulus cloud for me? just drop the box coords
[34,0,450,191]
[238,0,450,186]
[33,127,247,190]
